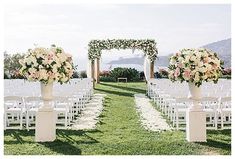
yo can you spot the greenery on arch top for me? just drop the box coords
[88,39,158,62]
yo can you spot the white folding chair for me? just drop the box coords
[218,97,231,129]
[24,96,42,130]
[171,97,192,130]
[201,97,219,130]
[54,96,72,129]
[4,96,25,130]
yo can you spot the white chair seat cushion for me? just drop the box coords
[28,108,39,112]
[221,108,231,113]
[6,108,23,112]
[54,108,67,112]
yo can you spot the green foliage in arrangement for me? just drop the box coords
[88,39,158,62]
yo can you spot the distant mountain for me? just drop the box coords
[107,55,170,69]
[202,38,231,68]
[107,38,231,68]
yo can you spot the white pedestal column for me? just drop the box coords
[186,110,206,142]
[35,107,56,142]
[186,82,206,142]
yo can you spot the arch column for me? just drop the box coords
[150,61,154,78]
[95,58,100,84]
[90,60,95,87]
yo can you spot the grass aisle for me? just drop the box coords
[4,82,231,155]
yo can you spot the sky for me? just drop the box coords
[4,4,231,70]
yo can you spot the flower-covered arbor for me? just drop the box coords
[88,39,158,83]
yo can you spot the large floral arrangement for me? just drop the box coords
[168,48,223,87]
[19,45,74,84]
[88,39,158,62]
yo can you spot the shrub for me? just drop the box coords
[222,68,231,75]
[79,71,87,78]
[154,71,161,78]
[139,71,145,80]
[159,69,169,78]
[72,71,79,78]
[221,68,231,79]
[100,76,116,82]
[110,67,140,82]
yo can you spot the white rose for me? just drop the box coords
[170,58,176,65]
[198,67,207,73]
[201,51,208,57]
[204,63,212,71]
[34,63,39,67]
[38,65,43,69]
[196,51,202,58]
[25,58,32,65]
[190,55,196,62]
[52,66,58,73]
[214,59,220,66]
[36,53,43,59]
[55,63,61,68]
[185,55,190,63]
[198,62,203,67]
[57,53,67,63]
[194,72,200,82]
[190,70,196,76]
[28,68,37,74]
[178,57,184,63]
[202,74,208,80]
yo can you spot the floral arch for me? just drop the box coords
[87,39,158,83]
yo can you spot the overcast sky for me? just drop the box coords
[4,4,231,70]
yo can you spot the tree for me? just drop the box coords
[4,52,25,79]
[110,67,140,82]
[79,71,87,78]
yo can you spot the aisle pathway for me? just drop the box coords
[134,94,171,131]
[71,94,106,130]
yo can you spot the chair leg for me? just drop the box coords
[4,113,7,130]
[65,113,67,129]
[176,111,179,130]
[26,113,29,131]
[214,113,218,130]
[221,113,224,130]
[20,113,23,130]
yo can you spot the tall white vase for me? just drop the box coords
[40,82,53,109]
[188,82,202,111]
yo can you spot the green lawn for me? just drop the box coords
[4,82,231,155]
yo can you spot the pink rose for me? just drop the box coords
[174,68,180,77]
[183,69,191,79]
[178,63,183,68]
[203,57,209,63]
[47,53,54,60]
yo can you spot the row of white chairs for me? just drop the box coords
[147,79,231,130]
[4,78,94,130]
